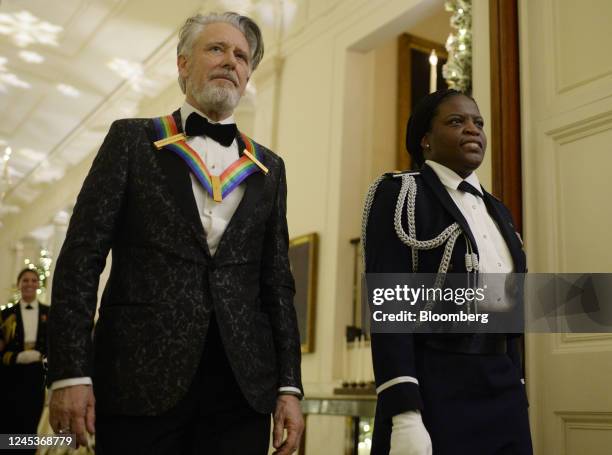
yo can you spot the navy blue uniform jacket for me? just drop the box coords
[365,164,532,455]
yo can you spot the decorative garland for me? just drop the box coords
[443,0,472,94]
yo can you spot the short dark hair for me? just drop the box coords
[17,267,39,284]
[405,89,475,168]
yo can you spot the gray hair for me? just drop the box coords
[177,12,264,93]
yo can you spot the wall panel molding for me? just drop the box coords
[551,0,612,95]
[553,333,612,354]
[556,411,612,455]
[546,111,612,144]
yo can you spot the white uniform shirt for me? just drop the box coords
[425,160,514,273]
[19,299,39,344]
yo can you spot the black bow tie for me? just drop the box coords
[184,113,237,147]
[457,181,482,198]
[25,304,33,310]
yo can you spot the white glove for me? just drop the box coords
[390,410,432,455]
[16,350,42,364]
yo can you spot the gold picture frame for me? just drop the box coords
[289,233,318,353]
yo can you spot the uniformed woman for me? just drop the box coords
[0,268,49,444]
[363,89,532,455]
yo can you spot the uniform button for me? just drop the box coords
[472,205,477,210]
[208,210,213,215]
[497,262,502,267]
[483,234,487,239]
[212,164,216,169]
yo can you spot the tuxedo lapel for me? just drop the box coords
[36,305,48,351]
[214,134,265,258]
[421,164,479,254]
[152,109,211,256]
[482,193,526,272]
[15,306,24,347]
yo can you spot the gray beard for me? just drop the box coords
[189,81,240,116]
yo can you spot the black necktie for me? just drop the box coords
[457,181,482,198]
[184,113,237,147]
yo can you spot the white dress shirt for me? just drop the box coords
[19,299,39,344]
[425,160,513,273]
[180,103,245,256]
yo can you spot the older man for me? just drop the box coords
[48,12,303,455]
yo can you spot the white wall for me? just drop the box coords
[520,0,612,453]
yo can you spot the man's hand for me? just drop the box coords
[49,385,95,447]
[390,410,432,455]
[16,350,42,364]
[272,394,304,455]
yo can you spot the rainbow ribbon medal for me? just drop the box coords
[152,114,268,202]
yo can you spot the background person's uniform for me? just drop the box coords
[47,104,303,454]
[365,162,532,455]
[0,299,49,447]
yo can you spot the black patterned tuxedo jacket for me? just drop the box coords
[365,164,530,455]
[48,110,303,416]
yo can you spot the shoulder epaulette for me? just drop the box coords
[489,192,503,202]
[386,170,421,178]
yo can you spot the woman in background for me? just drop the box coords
[0,268,49,445]
[363,89,532,455]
